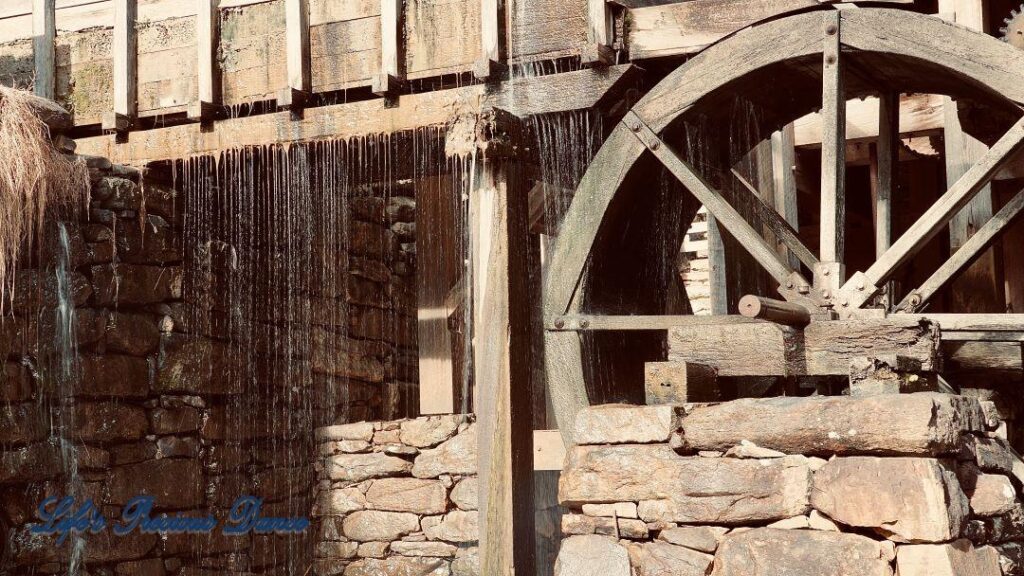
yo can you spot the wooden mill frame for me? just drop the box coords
[544,6,1024,442]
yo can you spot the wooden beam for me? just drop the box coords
[819,10,845,271]
[32,0,55,100]
[793,93,944,148]
[730,168,818,270]
[76,65,638,164]
[280,0,310,109]
[103,0,136,132]
[645,361,719,404]
[847,116,1024,305]
[873,91,898,258]
[898,188,1024,311]
[189,0,220,122]
[903,313,1024,332]
[546,313,764,331]
[473,133,535,574]
[624,111,799,288]
[583,0,614,65]
[771,124,800,269]
[373,0,404,96]
[475,0,505,80]
[532,430,565,471]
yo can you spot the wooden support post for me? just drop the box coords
[472,110,535,575]
[103,0,137,133]
[32,0,56,101]
[706,214,729,315]
[474,0,507,81]
[373,0,405,97]
[819,10,845,284]
[873,91,898,258]
[771,124,800,269]
[279,0,311,111]
[189,0,220,123]
[583,0,614,66]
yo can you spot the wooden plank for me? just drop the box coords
[793,93,944,148]
[944,341,1023,375]
[730,168,818,270]
[193,0,220,117]
[76,64,637,163]
[904,314,1024,332]
[405,0,480,80]
[898,188,1024,311]
[819,10,844,268]
[586,0,611,57]
[856,116,1024,291]
[472,152,535,575]
[942,331,1024,342]
[32,0,56,99]
[803,318,940,374]
[284,0,310,100]
[373,0,402,94]
[706,214,728,314]
[546,314,763,331]
[625,111,797,287]
[645,361,718,403]
[105,0,137,130]
[476,0,503,78]
[667,322,802,376]
[872,91,898,258]
[771,124,800,269]
[532,430,565,471]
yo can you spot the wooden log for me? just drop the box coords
[546,314,762,331]
[738,295,811,327]
[667,321,803,377]
[820,10,845,270]
[190,0,220,122]
[32,0,55,100]
[104,0,137,132]
[472,146,535,573]
[645,361,718,404]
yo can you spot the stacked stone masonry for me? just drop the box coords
[557,394,1024,576]
[0,158,419,574]
[312,415,479,576]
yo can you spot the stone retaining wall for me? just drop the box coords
[312,415,479,576]
[0,156,419,575]
[556,393,1024,576]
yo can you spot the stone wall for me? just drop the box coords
[312,415,479,576]
[556,394,1024,576]
[0,152,419,574]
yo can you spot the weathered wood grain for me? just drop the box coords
[32,0,55,99]
[668,321,803,376]
[107,0,137,129]
[793,94,944,148]
[802,318,941,374]
[872,91,898,258]
[405,0,480,79]
[819,10,844,267]
[196,0,220,111]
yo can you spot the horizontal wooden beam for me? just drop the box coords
[76,65,638,164]
[793,93,944,148]
[546,314,763,331]
[900,313,1024,332]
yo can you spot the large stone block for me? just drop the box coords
[555,535,630,576]
[343,558,450,576]
[450,477,478,511]
[896,540,1001,576]
[560,445,810,524]
[365,478,447,514]
[573,405,676,445]
[91,264,182,305]
[710,528,893,576]
[811,457,968,543]
[400,415,463,448]
[413,424,477,478]
[154,334,244,395]
[342,510,419,542]
[107,459,205,507]
[967,473,1018,517]
[328,452,413,482]
[78,354,150,398]
[75,401,148,443]
[678,393,983,456]
[423,511,478,543]
[0,441,59,484]
[627,541,713,576]
[0,403,47,445]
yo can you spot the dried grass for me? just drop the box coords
[0,87,88,312]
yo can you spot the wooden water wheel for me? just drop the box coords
[544,6,1024,442]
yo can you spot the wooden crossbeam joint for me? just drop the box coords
[187,101,219,124]
[371,74,405,99]
[473,58,508,82]
[475,107,527,159]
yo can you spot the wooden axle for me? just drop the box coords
[738,295,811,327]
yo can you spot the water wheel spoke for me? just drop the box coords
[872,91,899,259]
[730,168,818,270]
[819,10,846,277]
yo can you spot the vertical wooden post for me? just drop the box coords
[707,214,729,315]
[372,0,404,96]
[32,0,56,101]
[472,110,535,575]
[939,0,1005,312]
[819,10,845,291]
[583,0,614,66]
[189,0,220,122]
[474,0,506,80]
[872,92,898,258]
[771,124,800,269]
[103,0,137,132]
[279,0,311,110]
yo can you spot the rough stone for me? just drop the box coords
[562,513,616,536]
[968,473,1018,517]
[808,510,841,532]
[896,540,1001,576]
[365,478,447,514]
[400,415,463,448]
[154,335,243,395]
[582,502,638,519]
[329,452,414,482]
[319,422,376,442]
[678,393,984,456]
[423,511,477,543]
[967,436,1024,486]
[342,511,420,542]
[78,354,150,397]
[75,402,148,443]
[316,487,368,516]
[390,541,458,557]
[0,403,47,445]
[996,542,1024,575]
[767,515,810,530]
[91,264,183,305]
[358,541,390,558]
[724,440,786,459]
[344,558,450,576]
[710,528,893,576]
[413,424,477,478]
[150,406,202,434]
[627,541,713,576]
[450,477,478,511]
[561,445,810,524]
[0,442,59,484]
[658,526,728,553]
[108,459,205,507]
[451,546,479,576]
[554,535,630,576]
[573,404,676,445]
[104,312,162,356]
[811,457,969,543]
